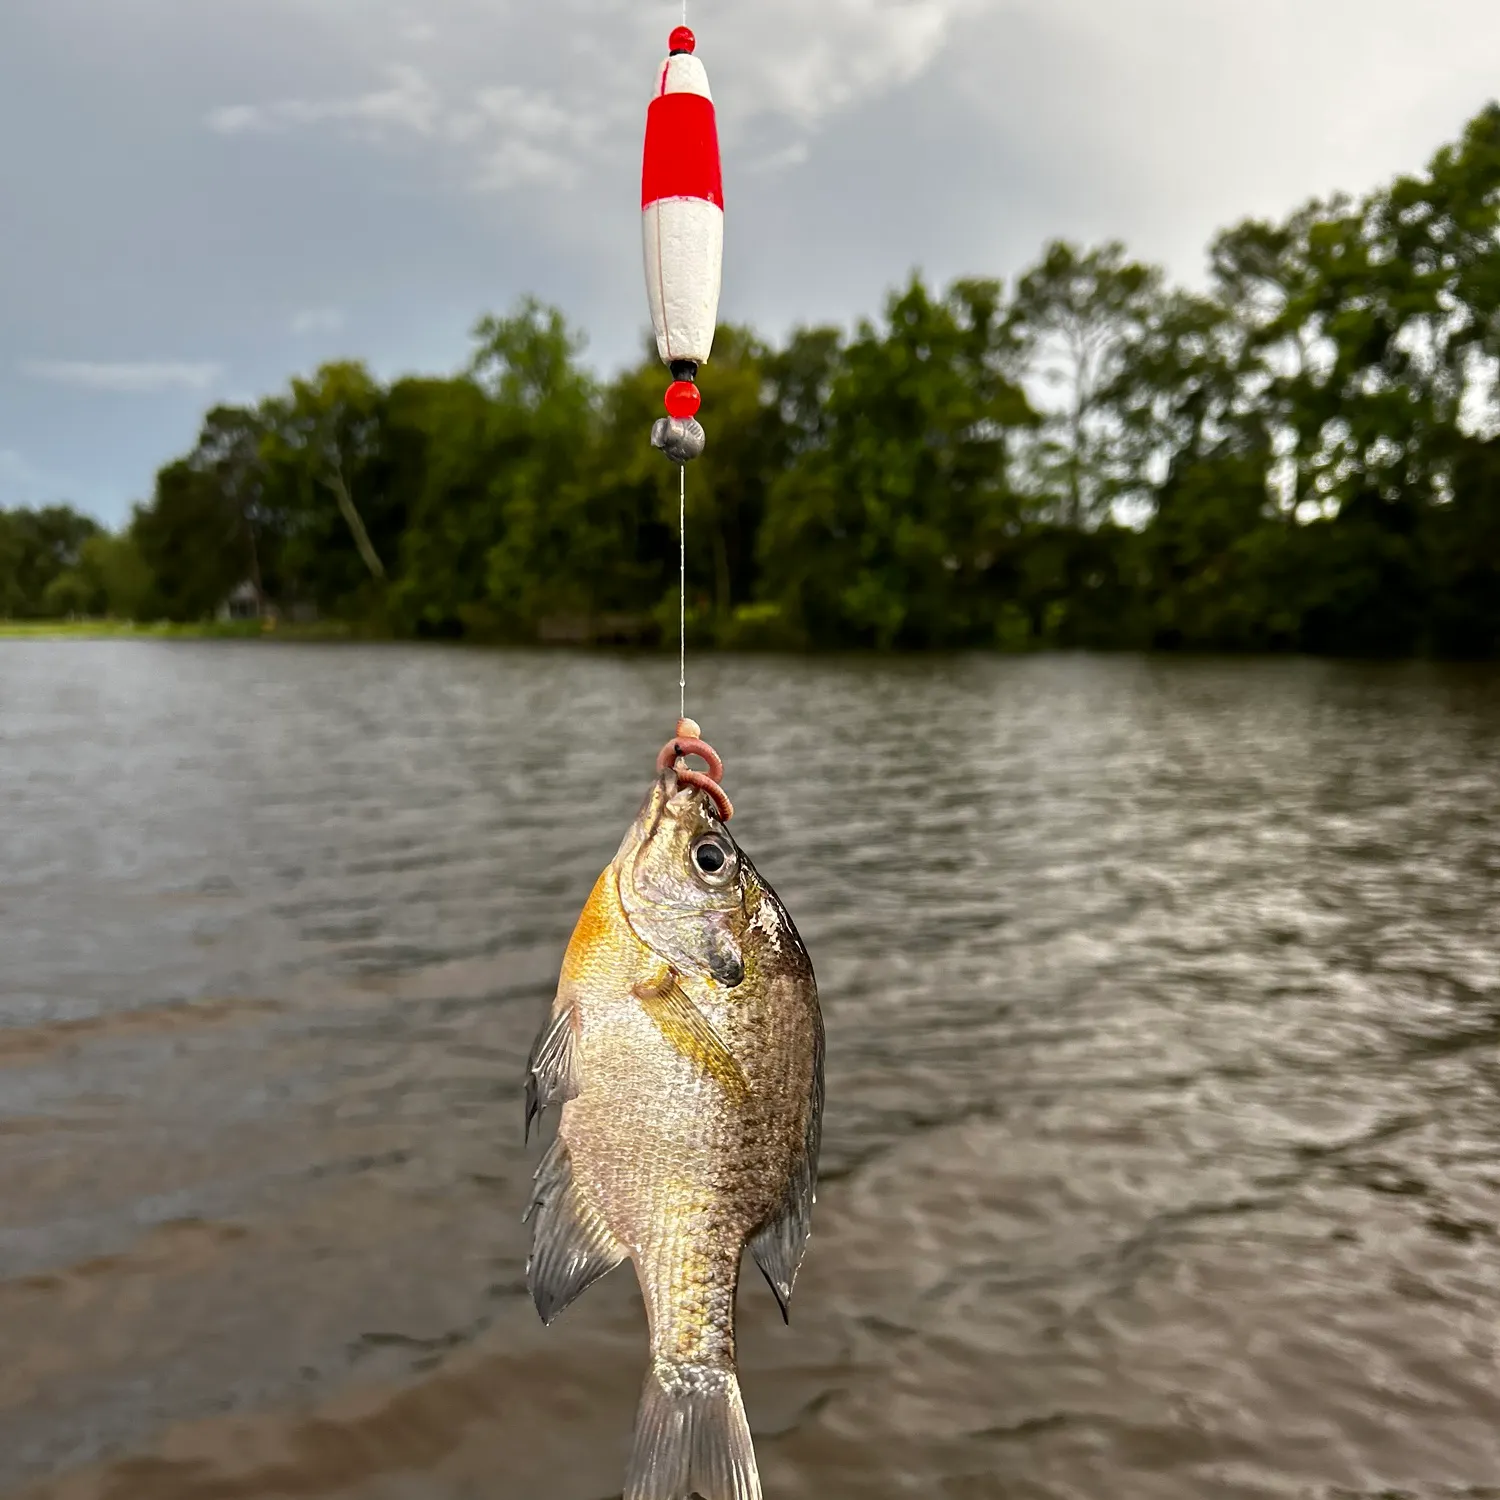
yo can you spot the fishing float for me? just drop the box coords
[644,21,723,473]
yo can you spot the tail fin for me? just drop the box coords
[625,1360,761,1500]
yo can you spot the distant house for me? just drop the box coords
[215,583,320,626]
[218,582,265,622]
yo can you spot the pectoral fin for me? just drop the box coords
[524,1137,626,1325]
[524,1007,580,1143]
[634,974,749,1104]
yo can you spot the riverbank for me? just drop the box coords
[0,620,364,641]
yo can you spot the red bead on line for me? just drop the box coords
[669,26,696,54]
[664,380,701,419]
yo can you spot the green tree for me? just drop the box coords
[260,362,393,618]
[1009,241,1163,527]
[82,532,153,619]
[473,300,603,635]
[132,463,245,621]
[1429,436,1500,656]
[0,505,102,618]
[761,275,1035,648]
[385,375,501,636]
[191,405,275,611]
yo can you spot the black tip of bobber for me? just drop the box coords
[670,359,699,382]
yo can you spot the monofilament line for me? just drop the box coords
[674,0,688,721]
[679,463,687,721]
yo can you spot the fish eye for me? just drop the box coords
[691,835,734,880]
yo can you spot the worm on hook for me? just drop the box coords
[656,716,734,822]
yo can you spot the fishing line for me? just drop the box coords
[679,465,687,721]
[682,0,689,715]
[677,0,688,721]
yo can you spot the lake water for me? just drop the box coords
[3,641,1500,1500]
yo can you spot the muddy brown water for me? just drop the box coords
[3,642,1500,1499]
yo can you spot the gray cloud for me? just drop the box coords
[290,307,347,335]
[22,361,225,394]
[0,0,1495,524]
[206,64,443,140]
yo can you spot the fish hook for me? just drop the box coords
[656,717,734,822]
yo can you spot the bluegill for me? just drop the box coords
[524,720,824,1500]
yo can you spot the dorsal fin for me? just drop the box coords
[524,1007,580,1143]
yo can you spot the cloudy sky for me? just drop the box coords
[2,0,1497,526]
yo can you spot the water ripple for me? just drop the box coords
[2,645,1500,1497]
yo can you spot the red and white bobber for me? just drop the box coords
[643,26,721,464]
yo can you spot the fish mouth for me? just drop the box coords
[634,768,682,837]
[615,770,693,887]
[634,765,720,832]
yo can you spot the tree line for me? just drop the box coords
[4,104,1497,656]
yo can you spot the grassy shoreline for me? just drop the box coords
[0,620,366,641]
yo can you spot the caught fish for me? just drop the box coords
[524,719,824,1500]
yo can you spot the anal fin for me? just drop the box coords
[748,1148,816,1324]
[525,1007,580,1142]
[524,1137,626,1324]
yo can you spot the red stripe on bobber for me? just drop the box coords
[641,92,724,210]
